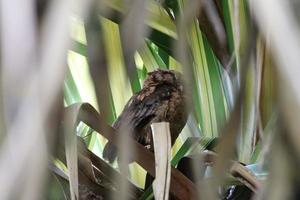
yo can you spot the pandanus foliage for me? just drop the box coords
[0,0,299,199]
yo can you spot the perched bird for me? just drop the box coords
[103,69,188,163]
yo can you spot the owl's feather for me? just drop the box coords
[103,69,188,163]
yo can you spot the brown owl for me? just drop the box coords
[103,69,188,163]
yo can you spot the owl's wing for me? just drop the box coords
[103,84,174,163]
[112,84,174,134]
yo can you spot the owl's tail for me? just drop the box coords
[103,142,118,163]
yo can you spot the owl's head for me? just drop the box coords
[143,69,184,92]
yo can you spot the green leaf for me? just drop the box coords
[102,0,177,38]
[138,40,168,71]
[177,0,230,137]
[101,17,134,116]
[64,67,82,105]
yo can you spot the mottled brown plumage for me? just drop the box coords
[103,69,188,163]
